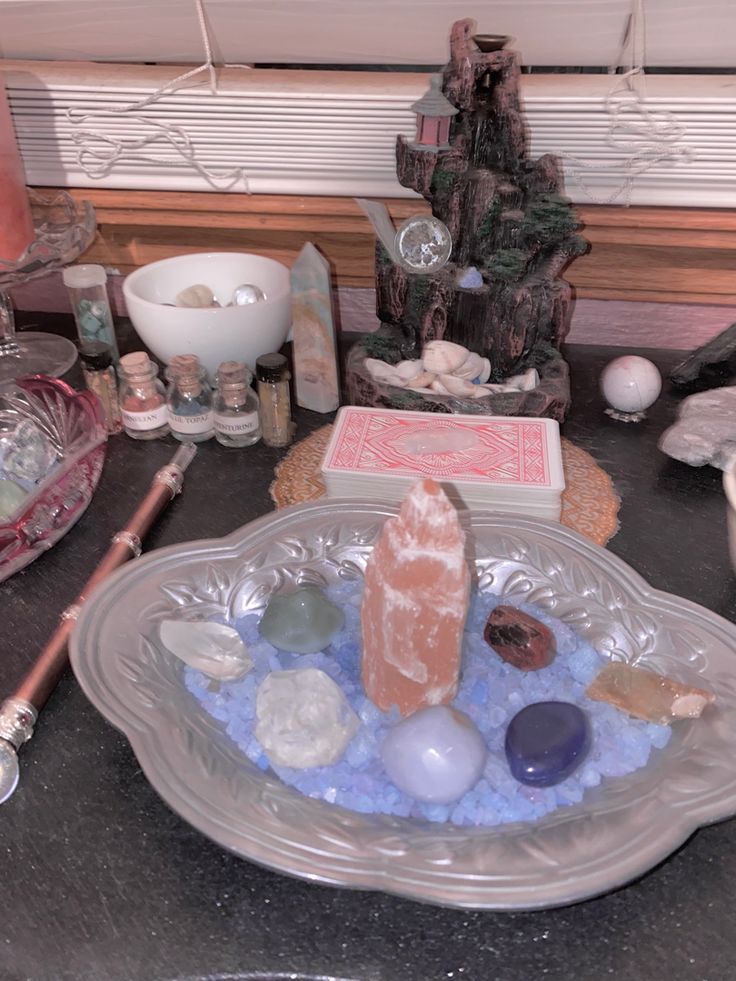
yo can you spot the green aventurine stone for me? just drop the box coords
[259,586,345,654]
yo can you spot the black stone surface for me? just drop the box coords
[670,320,736,389]
[2,314,735,981]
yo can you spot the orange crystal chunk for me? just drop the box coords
[361,478,471,715]
[586,661,715,725]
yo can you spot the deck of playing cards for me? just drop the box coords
[321,406,565,520]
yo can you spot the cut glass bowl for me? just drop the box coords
[0,376,107,582]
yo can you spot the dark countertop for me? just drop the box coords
[2,314,734,981]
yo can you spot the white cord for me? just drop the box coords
[67,0,251,191]
[562,0,694,206]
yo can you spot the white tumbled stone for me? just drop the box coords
[174,284,217,308]
[158,619,253,680]
[255,668,360,768]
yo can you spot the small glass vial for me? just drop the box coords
[166,354,214,443]
[118,351,169,440]
[213,360,262,447]
[79,341,122,435]
[63,264,120,362]
[255,353,293,448]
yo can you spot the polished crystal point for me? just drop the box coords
[158,619,253,680]
[586,661,715,724]
[361,478,470,716]
[290,241,339,413]
[505,701,591,787]
[483,605,556,671]
[255,667,360,768]
[259,586,345,654]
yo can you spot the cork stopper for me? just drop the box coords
[168,353,204,396]
[119,351,154,380]
[217,360,250,407]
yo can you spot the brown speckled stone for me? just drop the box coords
[483,605,556,671]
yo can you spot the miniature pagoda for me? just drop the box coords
[346,18,588,421]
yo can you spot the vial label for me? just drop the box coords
[121,404,169,431]
[169,410,214,434]
[214,411,260,436]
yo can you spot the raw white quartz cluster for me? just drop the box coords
[659,386,736,469]
[365,339,538,399]
[255,667,360,768]
[158,619,254,680]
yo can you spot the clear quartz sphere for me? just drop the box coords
[231,283,267,306]
[394,215,453,273]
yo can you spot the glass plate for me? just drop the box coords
[69,501,736,910]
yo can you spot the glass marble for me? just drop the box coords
[259,586,345,654]
[231,283,267,306]
[381,705,487,805]
[505,701,591,787]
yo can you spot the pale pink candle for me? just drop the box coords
[0,72,34,261]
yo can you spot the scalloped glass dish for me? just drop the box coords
[69,501,736,910]
[0,376,107,582]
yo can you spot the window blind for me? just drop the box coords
[0,0,734,68]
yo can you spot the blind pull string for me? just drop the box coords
[562,0,694,206]
[67,0,251,191]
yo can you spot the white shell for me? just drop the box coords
[422,340,470,375]
[394,359,424,381]
[174,284,217,308]
[364,358,407,387]
[405,370,437,390]
[429,376,451,395]
[506,368,540,392]
[158,619,253,680]
[454,352,491,383]
[435,373,480,397]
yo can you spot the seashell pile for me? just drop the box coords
[364,340,538,399]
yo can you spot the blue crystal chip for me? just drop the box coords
[504,700,591,787]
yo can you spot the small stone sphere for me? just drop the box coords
[600,355,662,415]
[381,705,487,805]
[231,283,267,306]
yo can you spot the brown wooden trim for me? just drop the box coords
[56,188,736,305]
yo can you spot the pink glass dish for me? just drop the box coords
[0,375,107,582]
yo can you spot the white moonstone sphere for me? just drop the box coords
[600,355,662,415]
[381,705,487,805]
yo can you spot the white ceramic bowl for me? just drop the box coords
[123,252,292,378]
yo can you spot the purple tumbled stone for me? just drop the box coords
[504,701,591,787]
[381,705,487,805]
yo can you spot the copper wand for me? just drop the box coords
[0,441,197,803]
